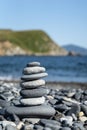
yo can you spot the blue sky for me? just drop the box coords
[0,0,87,48]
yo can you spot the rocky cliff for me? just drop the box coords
[0,30,68,56]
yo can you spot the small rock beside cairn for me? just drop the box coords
[6,62,55,118]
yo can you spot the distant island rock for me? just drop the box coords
[62,44,87,56]
[0,29,68,56]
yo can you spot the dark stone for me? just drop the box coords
[0,99,10,108]
[54,104,69,112]
[20,88,49,98]
[66,104,80,116]
[5,105,55,118]
[34,125,43,130]
[60,127,71,130]
[81,104,87,116]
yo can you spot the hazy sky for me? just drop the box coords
[0,0,87,48]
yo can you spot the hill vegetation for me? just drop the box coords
[0,29,68,55]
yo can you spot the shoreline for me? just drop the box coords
[0,79,87,90]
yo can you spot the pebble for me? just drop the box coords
[20,88,49,98]
[5,105,56,118]
[27,62,40,67]
[5,125,17,130]
[20,96,45,106]
[21,72,48,80]
[21,79,45,89]
[23,66,46,74]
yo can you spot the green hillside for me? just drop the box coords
[0,29,68,55]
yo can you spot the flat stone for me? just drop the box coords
[5,105,56,118]
[5,125,17,130]
[34,125,43,130]
[27,62,40,67]
[66,104,80,116]
[40,119,61,126]
[81,104,87,116]
[60,127,71,130]
[20,96,45,106]
[0,121,16,127]
[20,88,49,98]
[23,66,46,75]
[21,79,45,89]
[22,118,40,124]
[79,116,87,122]
[21,72,48,80]
[23,124,34,130]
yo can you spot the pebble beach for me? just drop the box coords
[0,62,87,130]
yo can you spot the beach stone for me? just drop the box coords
[22,118,40,124]
[0,121,16,127]
[81,104,87,116]
[27,62,40,67]
[74,92,81,101]
[5,105,56,118]
[43,127,51,130]
[54,104,69,112]
[40,119,61,126]
[5,125,17,130]
[60,127,71,130]
[79,116,87,122]
[21,79,45,89]
[23,124,34,130]
[66,104,80,116]
[63,97,81,105]
[60,116,73,126]
[20,88,49,98]
[44,123,61,129]
[23,66,46,75]
[83,101,87,105]
[21,72,48,80]
[78,111,84,117]
[73,122,85,130]
[34,125,43,130]
[20,96,45,106]
[0,99,10,108]
[0,125,2,130]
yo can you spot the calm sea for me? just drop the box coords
[0,56,87,83]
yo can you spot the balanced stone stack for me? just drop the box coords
[19,62,55,118]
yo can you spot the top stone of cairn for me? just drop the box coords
[27,62,40,67]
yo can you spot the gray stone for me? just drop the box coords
[5,105,56,118]
[34,125,43,130]
[23,66,46,74]
[66,104,80,116]
[20,96,45,106]
[60,127,71,130]
[20,88,49,98]
[21,79,45,89]
[0,125,2,130]
[0,121,16,127]
[22,118,40,124]
[27,62,40,67]
[60,116,73,126]
[81,104,87,116]
[21,72,48,80]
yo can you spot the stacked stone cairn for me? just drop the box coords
[6,62,55,119]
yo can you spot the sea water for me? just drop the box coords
[0,56,87,83]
